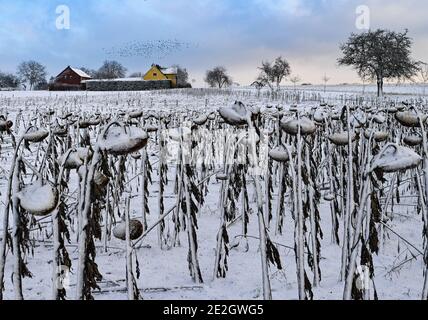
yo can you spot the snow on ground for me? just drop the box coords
[0,87,427,300]
[2,179,424,300]
[280,83,428,96]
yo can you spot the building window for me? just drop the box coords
[153,73,157,76]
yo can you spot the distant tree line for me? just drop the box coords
[0,71,20,89]
[204,28,423,96]
[0,60,191,91]
[204,57,295,90]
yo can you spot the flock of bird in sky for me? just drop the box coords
[102,39,196,59]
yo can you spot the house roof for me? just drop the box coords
[56,66,92,79]
[150,64,177,75]
[159,67,177,75]
[70,67,92,78]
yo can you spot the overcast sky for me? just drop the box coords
[0,0,426,86]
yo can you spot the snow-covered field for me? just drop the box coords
[0,88,427,300]
[281,83,428,96]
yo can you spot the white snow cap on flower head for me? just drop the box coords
[113,219,144,241]
[169,127,192,142]
[59,147,93,169]
[218,101,259,126]
[313,108,329,123]
[372,114,386,124]
[193,114,208,126]
[370,143,422,173]
[18,180,58,216]
[98,125,148,156]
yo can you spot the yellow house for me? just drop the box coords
[143,64,178,88]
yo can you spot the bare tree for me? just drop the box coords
[34,78,48,91]
[290,75,301,91]
[205,66,232,88]
[251,80,265,89]
[79,67,97,78]
[0,71,20,89]
[129,72,143,78]
[255,72,272,91]
[257,56,291,91]
[416,62,428,95]
[273,57,291,88]
[17,61,47,90]
[322,74,330,93]
[96,61,127,79]
[250,80,265,97]
[361,78,366,95]
[338,29,420,96]
[172,65,190,87]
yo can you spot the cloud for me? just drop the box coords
[254,0,312,16]
[0,0,427,86]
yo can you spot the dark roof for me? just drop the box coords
[56,66,92,79]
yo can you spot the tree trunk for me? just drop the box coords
[377,77,384,97]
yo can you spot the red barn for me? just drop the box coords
[50,66,92,91]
